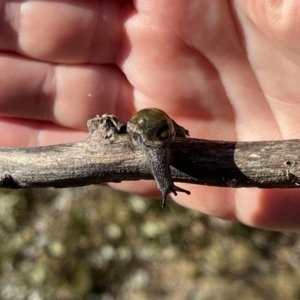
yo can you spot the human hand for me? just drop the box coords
[1,1,300,231]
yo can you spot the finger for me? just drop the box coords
[0,54,133,130]
[240,1,300,60]
[1,0,127,63]
[174,185,300,231]
[0,117,87,146]
[236,189,300,231]
[172,185,236,220]
[109,180,161,198]
[235,2,300,140]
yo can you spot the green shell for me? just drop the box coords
[129,108,175,142]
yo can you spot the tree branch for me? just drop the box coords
[0,115,299,189]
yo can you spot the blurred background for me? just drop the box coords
[0,186,299,300]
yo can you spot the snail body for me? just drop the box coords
[127,108,190,207]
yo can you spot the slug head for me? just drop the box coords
[128,108,175,143]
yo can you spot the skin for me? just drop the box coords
[1,0,300,231]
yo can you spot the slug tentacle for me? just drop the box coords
[126,108,191,207]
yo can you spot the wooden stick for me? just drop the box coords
[0,115,299,189]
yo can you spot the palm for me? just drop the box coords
[1,1,300,230]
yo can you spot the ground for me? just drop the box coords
[0,186,298,300]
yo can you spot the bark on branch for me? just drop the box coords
[0,115,299,189]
